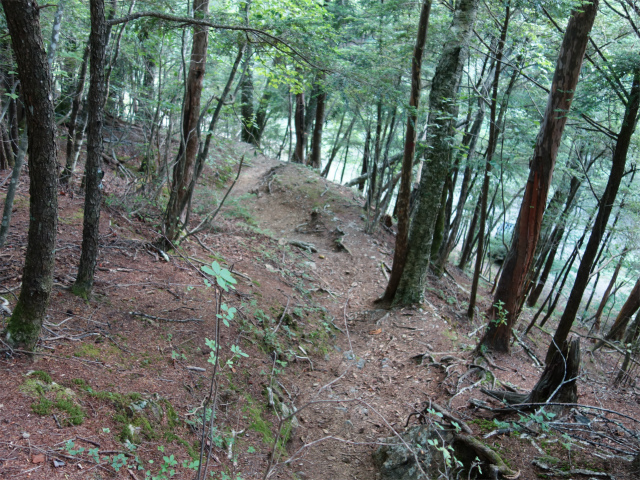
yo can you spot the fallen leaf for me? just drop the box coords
[369,328,382,335]
[32,454,45,464]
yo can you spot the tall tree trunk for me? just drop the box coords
[72,0,108,298]
[392,0,478,306]
[61,43,90,184]
[468,2,511,319]
[600,277,640,343]
[480,1,598,352]
[47,0,65,68]
[162,0,210,246]
[546,68,640,364]
[2,0,59,351]
[309,76,326,169]
[292,92,305,163]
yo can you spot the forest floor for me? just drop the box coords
[1,126,640,480]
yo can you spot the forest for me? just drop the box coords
[1,0,640,478]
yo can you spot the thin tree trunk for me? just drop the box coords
[47,0,65,68]
[73,0,108,298]
[591,251,626,333]
[339,124,353,184]
[392,0,478,306]
[321,110,346,177]
[524,214,593,334]
[0,128,27,247]
[253,86,273,146]
[459,193,481,269]
[468,2,510,319]
[162,0,210,246]
[480,1,599,352]
[61,43,90,184]
[600,277,640,344]
[292,92,305,163]
[547,68,640,364]
[2,0,59,350]
[358,128,371,192]
[309,76,326,169]
[240,45,254,143]
[526,168,583,306]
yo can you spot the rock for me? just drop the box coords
[372,425,455,480]
[53,459,65,467]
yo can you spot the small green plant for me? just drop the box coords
[201,261,237,292]
[493,300,508,326]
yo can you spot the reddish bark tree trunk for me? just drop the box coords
[547,68,640,363]
[604,277,640,342]
[480,1,599,352]
[380,0,432,302]
[162,0,210,245]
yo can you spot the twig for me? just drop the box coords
[129,311,203,323]
[272,296,291,334]
[183,156,244,239]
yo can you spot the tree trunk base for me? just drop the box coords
[483,338,580,410]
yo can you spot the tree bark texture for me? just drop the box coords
[72,0,108,298]
[480,1,599,352]
[546,67,640,364]
[3,0,59,350]
[603,277,640,342]
[292,92,305,163]
[392,0,478,305]
[163,0,210,244]
[528,338,580,404]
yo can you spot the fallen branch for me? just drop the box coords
[288,240,318,253]
[532,459,613,478]
[130,312,203,323]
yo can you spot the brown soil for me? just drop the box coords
[1,133,639,480]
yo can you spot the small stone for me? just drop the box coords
[21,432,30,439]
[53,459,65,468]
[327,456,336,461]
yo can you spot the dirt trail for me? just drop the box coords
[0,141,637,480]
